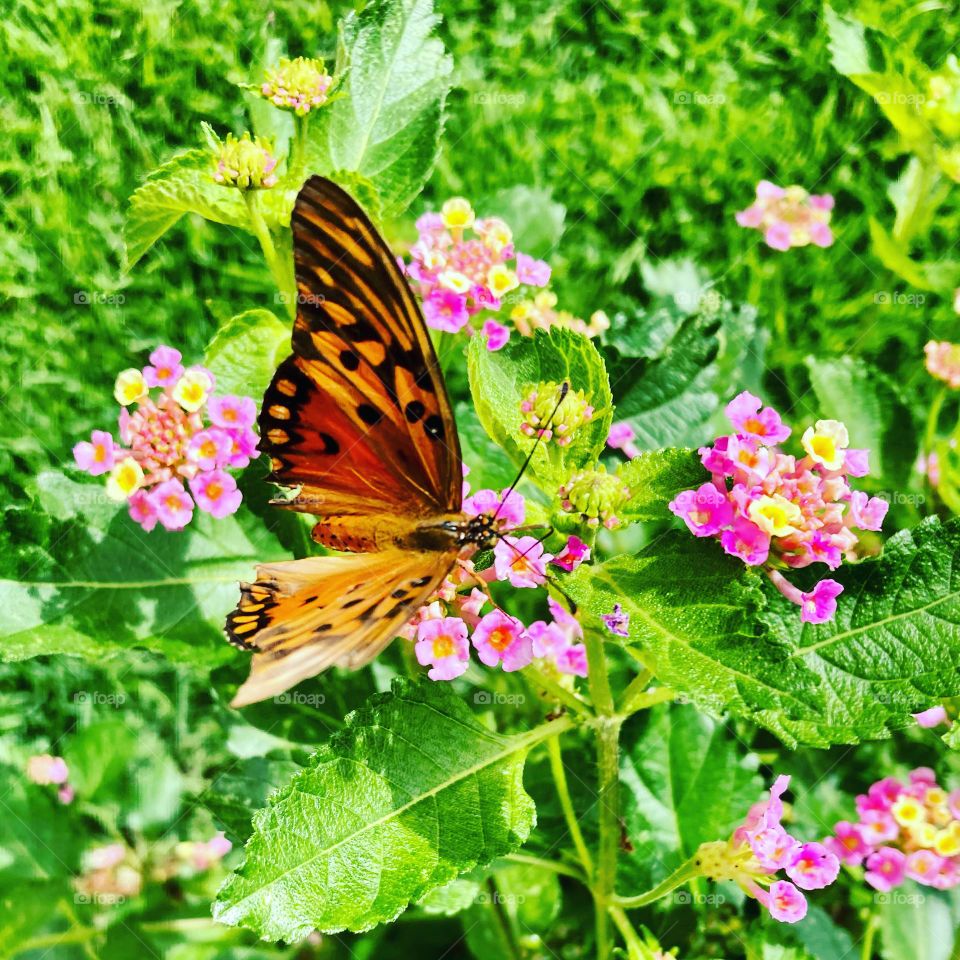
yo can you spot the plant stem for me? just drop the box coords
[547,735,594,878]
[924,386,947,460]
[861,910,879,960]
[607,906,646,960]
[503,851,586,882]
[291,114,311,175]
[525,665,593,717]
[612,856,702,909]
[244,190,295,319]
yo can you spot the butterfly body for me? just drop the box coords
[226,176,503,707]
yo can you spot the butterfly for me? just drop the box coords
[225,176,506,707]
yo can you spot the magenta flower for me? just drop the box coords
[669,482,735,537]
[423,289,470,333]
[463,487,525,529]
[914,705,950,728]
[225,427,259,469]
[73,430,116,476]
[415,617,470,681]
[858,809,900,845]
[187,428,233,471]
[552,535,591,572]
[736,181,834,252]
[143,345,184,388]
[601,603,630,638]
[482,319,510,350]
[515,252,551,286]
[493,536,551,588]
[757,880,808,923]
[750,826,801,871]
[153,479,195,531]
[607,421,641,459]
[471,610,532,671]
[189,469,243,519]
[207,394,256,431]
[906,850,945,885]
[846,490,889,532]
[528,598,588,677]
[720,517,771,565]
[825,821,871,866]
[865,848,907,892]
[128,490,159,532]
[785,842,840,890]
[799,579,843,624]
[725,391,791,444]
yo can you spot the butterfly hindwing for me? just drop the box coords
[258,175,462,516]
[228,549,456,707]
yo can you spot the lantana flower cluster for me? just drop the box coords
[26,753,74,804]
[669,392,888,624]
[827,768,960,891]
[697,775,839,923]
[511,289,610,340]
[735,181,834,251]
[403,469,590,681]
[402,197,551,350]
[258,57,333,116]
[925,340,960,389]
[520,381,594,446]
[73,346,258,533]
[212,132,279,190]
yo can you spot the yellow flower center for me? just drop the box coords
[206,482,223,501]
[488,627,514,652]
[432,634,455,659]
[809,435,836,462]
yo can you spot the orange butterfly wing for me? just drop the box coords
[226,176,463,706]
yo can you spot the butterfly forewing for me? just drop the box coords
[259,176,462,515]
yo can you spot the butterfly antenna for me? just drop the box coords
[493,380,569,523]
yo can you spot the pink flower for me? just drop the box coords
[669,482,735,536]
[826,821,871,866]
[765,223,793,251]
[189,470,242,519]
[785,842,840,890]
[128,489,159,532]
[750,826,801,871]
[844,449,870,477]
[914,705,949,728]
[225,426,259,469]
[187,428,234,470]
[515,252,551,286]
[556,645,588,676]
[846,490,888,532]
[800,579,843,624]
[463,487,525,529]
[415,617,470,681]
[482,319,510,350]
[493,536,551,588]
[906,850,944,886]
[73,430,116,476]
[207,394,256,430]
[471,610,532,671]
[725,392,791,444]
[528,616,587,677]
[925,341,960,389]
[601,603,629,638]
[720,517,770,565]
[607,421,641,459]
[758,880,808,923]
[143,345,184,388]
[864,847,907,892]
[58,785,75,804]
[552,535,591,572]
[153,479,195,531]
[26,754,69,785]
[736,182,834,253]
[859,809,899,844]
[87,843,127,870]
[423,289,470,333]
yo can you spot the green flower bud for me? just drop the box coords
[260,57,333,116]
[520,381,594,447]
[212,133,279,190]
[558,463,630,529]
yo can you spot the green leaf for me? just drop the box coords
[483,185,566,260]
[619,448,706,523]
[566,518,960,746]
[878,890,954,960]
[467,328,613,495]
[204,309,290,401]
[213,679,568,939]
[416,876,482,917]
[824,6,932,146]
[620,704,761,889]
[804,355,916,490]
[124,149,249,268]
[0,472,287,670]
[868,219,960,293]
[307,0,452,217]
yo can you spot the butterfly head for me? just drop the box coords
[440,512,499,551]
